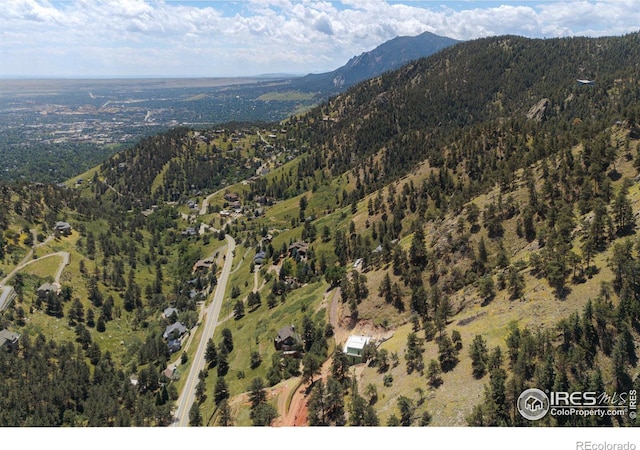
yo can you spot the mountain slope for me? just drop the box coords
[4,32,640,428]
[289,31,459,94]
[289,33,640,201]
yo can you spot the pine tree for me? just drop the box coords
[205,338,218,368]
[408,223,428,268]
[307,379,327,426]
[214,376,229,405]
[189,402,202,426]
[233,300,244,320]
[217,399,233,426]
[427,359,442,387]
[469,334,489,378]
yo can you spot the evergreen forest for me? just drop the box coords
[1,32,640,427]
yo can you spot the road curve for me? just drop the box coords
[199,186,229,216]
[0,251,69,286]
[173,233,236,426]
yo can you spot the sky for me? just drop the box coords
[1,0,639,78]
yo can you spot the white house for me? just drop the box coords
[344,335,372,364]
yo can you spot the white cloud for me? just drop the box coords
[0,0,639,77]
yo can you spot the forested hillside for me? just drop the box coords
[1,32,640,427]
[221,32,640,426]
[285,33,640,204]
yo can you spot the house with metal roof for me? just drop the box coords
[344,335,372,364]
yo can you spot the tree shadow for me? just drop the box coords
[481,294,496,307]
[554,286,571,300]
[608,169,622,182]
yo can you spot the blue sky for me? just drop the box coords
[1,0,639,78]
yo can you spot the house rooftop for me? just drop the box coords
[163,322,187,340]
[276,325,299,342]
[0,329,20,348]
[344,335,371,352]
[37,283,58,295]
[0,286,16,312]
[163,307,178,318]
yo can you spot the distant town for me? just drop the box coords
[0,77,306,182]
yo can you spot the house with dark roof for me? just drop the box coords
[254,251,267,265]
[192,258,214,273]
[288,241,309,261]
[54,221,72,236]
[0,329,20,352]
[163,322,187,340]
[37,283,58,299]
[167,339,182,354]
[224,192,240,203]
[274,325,301,354]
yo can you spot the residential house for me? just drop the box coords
[0,329,20,352]
[193,258,214,273]
[163,365,178,379]
[254,251,266,265]
[54,221,72,236]
[167,339,182,354]
[0,286,17,312]
[182,227,197,237]
[344,335,372,364]
[163,322,187,340]
[274,325,301,354]
[224,192,240,203]
[37,283,58,299]
[288,241,309,261]
[163,307,178,319]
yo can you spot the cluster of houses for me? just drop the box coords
[162,307,187,354]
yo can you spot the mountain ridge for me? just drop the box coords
[288,30,459,95]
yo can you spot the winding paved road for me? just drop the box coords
[173,233,236,426]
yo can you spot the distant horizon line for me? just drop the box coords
[0,73,308,81]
